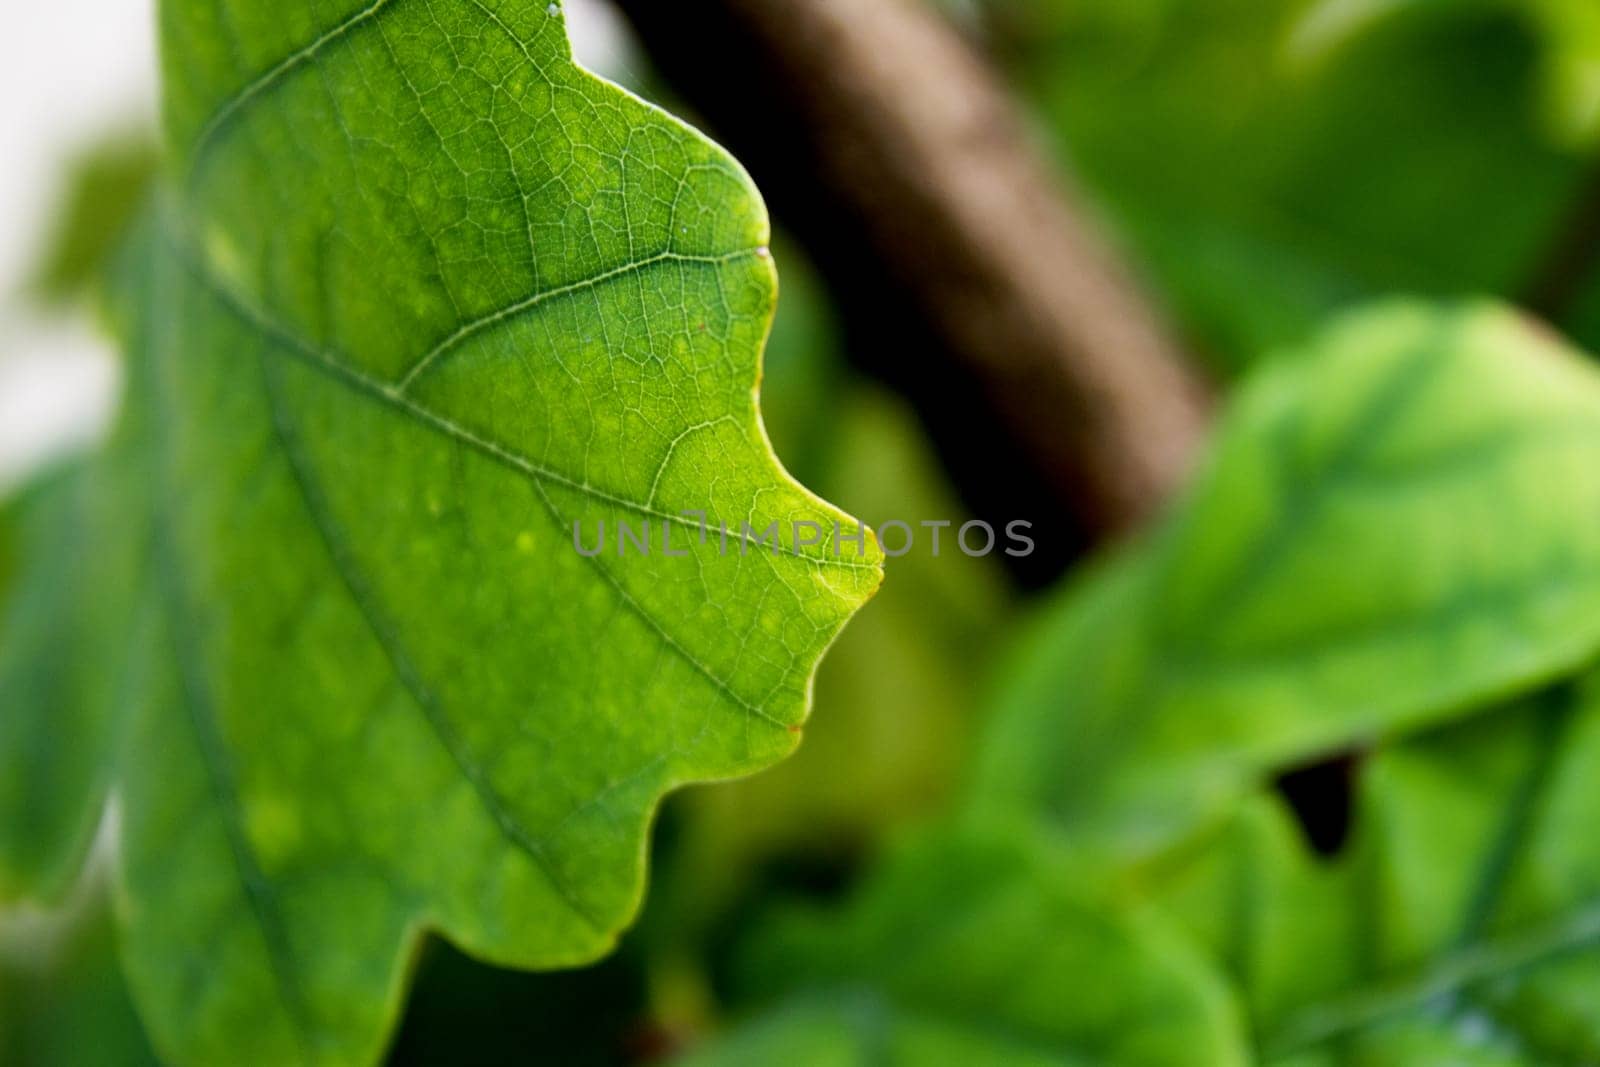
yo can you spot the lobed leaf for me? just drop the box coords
[0,1,882,1063]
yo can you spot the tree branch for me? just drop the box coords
[616,0,1212,580]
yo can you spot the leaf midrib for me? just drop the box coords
[143,261,316,1055]
[394,249,762,391]
[258,346,609,936]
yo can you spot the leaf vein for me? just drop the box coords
[179,247,875,572]
[257,346,609,936]
[186,0,399,180]
[179,247,796,730]
[394,249,762,393]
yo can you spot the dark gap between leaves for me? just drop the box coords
[1274,748,1367,857]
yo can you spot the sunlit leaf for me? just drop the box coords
[0,2,882,1062]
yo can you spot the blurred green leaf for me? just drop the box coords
[679,822,1248,1067]
[1295,0,1600,148]
[972,302,1600,858]
[0,459,141,906]
[1153,676,1600,1062]
[0,1,884,1062]
[696,595,1600,1067]
[0,468,95,903]
[990,0,1588,367]
[707,294,1600,1060]
[28,135,158,306]
[0,883,159,1066]
[1528,0,1600,144]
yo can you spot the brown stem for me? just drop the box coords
[615,0,1212,580]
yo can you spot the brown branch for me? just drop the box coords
[616,0,1212,577]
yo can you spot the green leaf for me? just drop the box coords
[972,302,1600,856]
[990,0,1586,366]
[7,3,883,1063]
[0,460,141,906]
[28,134,158,306]
[679,822,1248,1067]
[1,882,160,1067]
[0,468,97,904]
[1153,677,1600,1062]
[685,677,1600,1067]
[1297,0,1600,148]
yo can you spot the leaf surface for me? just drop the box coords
[989,0,1586,366]
[1296,0,1600,147]
[1155,677,1600,1063]
[3,2,883,1062]
[972,303,1600,856]
[0,461,140,905]
[680,822,1248,1067]
[687,665,1600,1066]
[0,882,160,1067]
